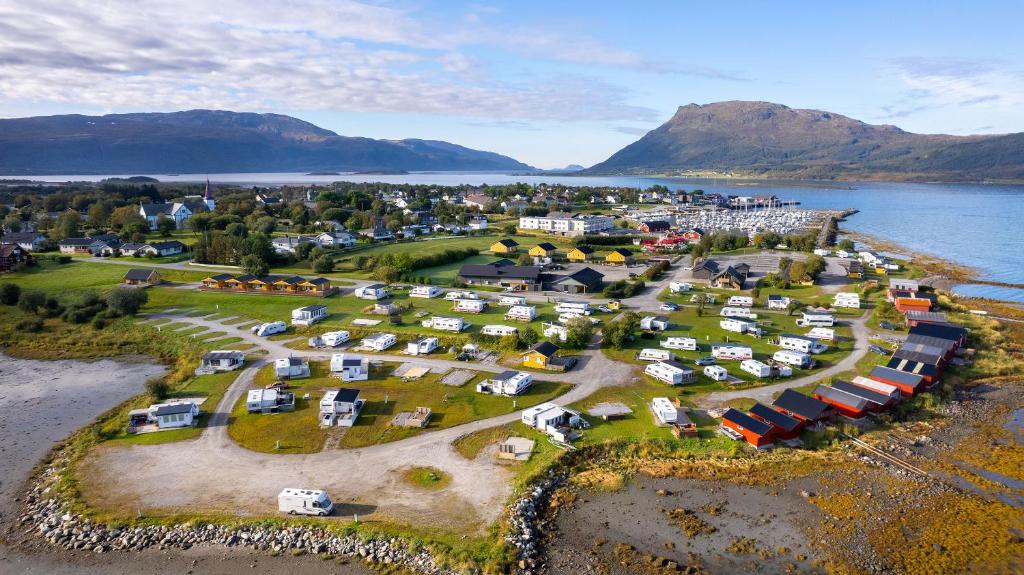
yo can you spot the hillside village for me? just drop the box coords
[0,178,1017,574]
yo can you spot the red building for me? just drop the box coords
[812,385,870,419]
[748,402,802,440]
[680,228,704,242]
[0,243,32,272]
[831,380,894,412]
[894,297,933,314]
[772,389,831,423]
[869,366,925,397]
[637,220,671,233]
[721,408,775,448]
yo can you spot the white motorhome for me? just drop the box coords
[554,301,590,315]
[669,281,693,293]
[422,316,466,332]
[720,318,761,336]
[406,336,439,355]
[409,285,443,298]
[482,324,519,337]
[807,327,836,341]
[727,295,754,307]
[773,349,812,368]
[645,360,696,385]
[542,322,569,342]
[453,299,487,313]
[505,305,537,321]
[796,313,835,327]
[704,365,729,381]
[252,321,287,337]
[278,488,333,516]
[361,332,397,351]
[711,344,753,360]
[661,336,698,351]
[720,307,758,319]
[329,354,369,381]
[291,304,328,326]
[651,397,679,424]
[637,348,673,362]
[778,333,828,354]
[740,359,772,378]
[498,294,527,306]
[445,290,479,301]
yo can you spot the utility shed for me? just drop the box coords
[748,402,802,440]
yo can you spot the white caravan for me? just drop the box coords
[278,488,333,516]
[251,321,287,337]
[727,295,754,307]
[482,325,519,337]
[661,336,698,351]
[720,307,758,319]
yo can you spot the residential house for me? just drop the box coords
[521,341,560,369]
[319,388,365,427]
[464,193,491,210]
[604,248,633,265]
[721,408,775,448]
[255,192,280,205]
[272,236,318,254]
[406,336,439,355]
[122,268,161,286]
[291,304,328,326]
[139,201,207,230]
[198,350,245,372]
[316,231,357,247]
[711,266,747,290]
[772,389,831,423]
[458,262,542,291]
[528,242,558,258]
[679,228,704,242]
[566,245,594,262]
[477,370,533,395]
[152,402,199,429]
[58,237,98,254]
[521,402,584,442]
[246,388,296,413]
[330,354,369,381]
[467,215,489,230]
[275,357,311,379]
[0,231,46,251]
[490,238,519,254]
[0,243,32,272]
[637,220,671,233]
[548,267,603,294]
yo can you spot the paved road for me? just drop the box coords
[82,313,633,530]
[696,309,872,408]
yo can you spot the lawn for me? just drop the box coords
[228,361,572,453]
[1,260,208,293]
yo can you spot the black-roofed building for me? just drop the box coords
[721,408,775,448]
[459,262,542,290]
[886,356,941,384]
[122,268,161,286]
[748,402,802,439]
[831,380,894,411]
[908,323,967,349]
[772,389,831,423]
[548,267,604,293]
[812,385,870,419]
[869,366,925,397]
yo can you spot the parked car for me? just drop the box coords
[559,357,578,371]
[879,321,900,330]
[628,272,639,279]
[695,356,716,366]
[266,381,290,390]
[659,302,680,312]
[869,344,890,355]
[455,352,472,361]
[597,305,613,313]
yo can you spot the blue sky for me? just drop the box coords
[2,1,1022,168]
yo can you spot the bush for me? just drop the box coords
[15,317,44,332]
[17,290,46,313]
[312,255,335,274]
[145,378,170,400]
[92,317,107,330]
[0,283,20,305]
[106,286,149,316]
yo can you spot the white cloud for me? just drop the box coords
[0,0,658,122]
[880,57,1024,119]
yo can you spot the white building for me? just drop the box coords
[727,296,754,307]
[151,402,199,429]
[319,388,364,427]
[198,350,245,372]
[720,318,761,335]
[741,359,772,378]
[478,370,533,395]
[467,215,489,230]
[445,290,479,301]
[521,402,584,441]
[453,299,487,313]
[355,284,390,300]
[645,360,696,385]
[518,214,614,236]
[669,281,693,293]
[711,344,753,360]
[542,322,569,342]
[407,336,439,355]
[361,332,397,351]
[482,325,519,336]
[498,295,527,306]
[329,354,369,381]
[651,397,678,425]
[271,236,318,254]
[704,365,729,381]
[505,305,537,322]
[796,313,835,327]
[246,388,294,413]
[807,327,836,341]
[772,349,812,368]
[316,231,358,247]
[553,301,590,315]
[720,307,758,319]
[410,285,444,298]
[766,295,792,310]
[851,376,902,400]
[423,316,465,332]
[275,357,310,379]
[661,336,698,351]
[640,316,670,331]
[291,304,328,326]
[778,333,828,354]
[833,292,861,309]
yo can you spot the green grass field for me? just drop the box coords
[2,260,208,293]
[228,361,572,453]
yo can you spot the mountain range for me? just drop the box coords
[588,101,1024,181]
[0,110,533,175]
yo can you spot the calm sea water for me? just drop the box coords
[23,172,1024,302]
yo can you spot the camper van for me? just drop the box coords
[669,281,693,293]
[482,325,518,337]
[740,359,772,378]
[637,348,674,362]
[453,299,487,313]
[409,285,443,298]
[645,360,696,385]
[779,333,828,354]
[554,301,591,315]
[422,316,466,332]
[445,290,479,301]
[505,305,537,321]
[720,318,761,336]
[704,365,729,381]
[720,307,758,319]
[498,294,527,306]
[559,312,600,325]
[251,321,287,337]
[309,330,350,348]
[727,296,754,308]
[796,313,835,327]
[661,336,698,351]
[278,488,333,516]
[773,349,813,368]
[711,344,753,361]
[807,327,836,341]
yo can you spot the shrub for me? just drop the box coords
[92,317,107,330]
[106,286,149,316]
[0,282,20,305]
[17,290,46,313]
[15,317,44,332]
[145,378,170,400]
[312,255,335,274]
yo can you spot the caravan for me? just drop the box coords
[669,281,693,293]
[727,296,754,307]
[505,305,537,321]
[542,322,569,342]
[453,299,487,313]
[779,333,828,354]
[807,327,836,341]
[704,365,730,381]
[661,336,698,351]
[645,361,696,385]
[720,307,758,319]
[833,292,861,309]
[712,344,753,361]
[251,321,287,337]
[422,316,466,332]
[773,349,813,368]
[637,348,674,362]
[445,290,479,301]
[498,294,527,306]
[409,285,443,299]
[554,301,591,315]
[720,318,761,336]
[740,359,772,379]
[796,313,835,327]
[482,325,519,337]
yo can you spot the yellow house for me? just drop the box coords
[201,273,234,289]
[521,341,559,369]
[567,246,594,262]
[528,242,558,258]
[605,248,633,265]
[490,238,519,254]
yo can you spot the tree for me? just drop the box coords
[87,202,111,228]
[503,224,517,235]
[106,286,148,316]
[519,326,539,347]
[0,283,20,305]
[517,253,533,266]
[778,257,793,272]
[838,239,855,252]
[145,378,170,400]
[294,241,315,260]
[372,265,400,284]
[603,312,639,350]
[3,213,23,233]
[312,255,335,273]
[110,206,148,232]
[563,316,593,349]
[241,254,269,277]
[786,301,804,316]
[54,211,81,240]
[156,215,176,237]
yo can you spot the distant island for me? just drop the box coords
[351,169,409,175]
[586,100,1024,182]
[306,171,340,176]
[0,109,534,175]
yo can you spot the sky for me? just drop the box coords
[1,1,1023,169]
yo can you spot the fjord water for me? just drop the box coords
[28,173,1024,301]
